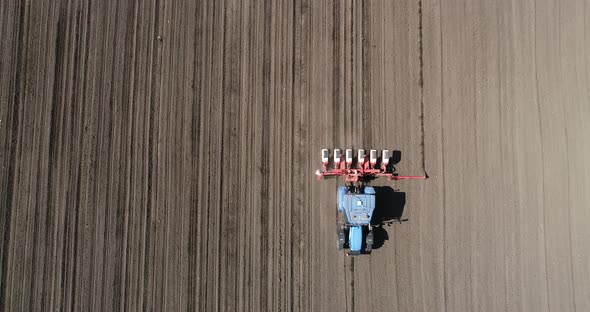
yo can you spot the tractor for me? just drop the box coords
[316,148,426,255]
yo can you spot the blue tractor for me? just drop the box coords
[337,185,376,254]
[316,148,427,255]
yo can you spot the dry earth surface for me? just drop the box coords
[1,0,590,311]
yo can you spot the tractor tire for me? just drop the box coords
[365,230,374,252]
[337,227,346,250]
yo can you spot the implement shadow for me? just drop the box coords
[370,186,406,250]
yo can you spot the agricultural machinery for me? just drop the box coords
[315,148,427,255]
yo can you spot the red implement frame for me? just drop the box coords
[316,155,427,183]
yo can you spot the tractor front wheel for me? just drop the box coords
[337,227,346,250]
[365,230,374,252]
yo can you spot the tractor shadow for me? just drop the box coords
[370,186,406,250]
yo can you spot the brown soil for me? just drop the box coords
[1,0,589,311]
